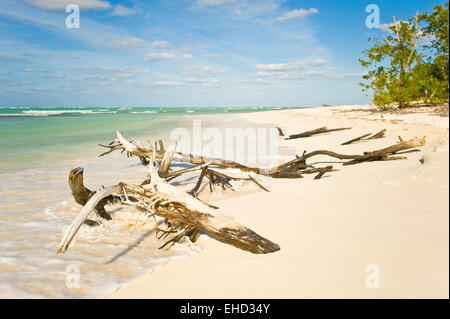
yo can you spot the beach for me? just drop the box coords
[2,0,448,303]
[109,104,449,299]
[0,104,448,298]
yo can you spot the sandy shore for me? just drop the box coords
[109,105,449,299]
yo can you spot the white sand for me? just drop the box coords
[110,105,449,298]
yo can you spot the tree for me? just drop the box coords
[416,3,449,103]
[359,12,422,107]
[359,4,449,107]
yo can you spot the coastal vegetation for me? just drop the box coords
[359,3,449,107]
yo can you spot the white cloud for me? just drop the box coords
[24,68,49,73]
[379,21,402,33]
[253,59,349,81]
[182,66,227,77]
[149,81,181,87]
[255,71,303,80]
[180,43,212,52]
[194,0,236,7]
[257,68,367,80]
[22,0,110,10]
[113,68,150,78]
[152,41,172,49]
[44,73,66,79]
[343,72,366,78]
[112,4,139,16]
[193,0,281,22]
[277,8,319,22]
[144,52,176,62]
[187,78,221,87]
[88,66,150,78]
[108,37,146,49]
[304,69,331,77]
[182,54,194,59]
[256,58,326,71]
[256,63,290,71]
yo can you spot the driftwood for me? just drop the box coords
[284,126,352,140]
[68,167,120,226]
[275,126,285,137]
[58,160,280,255]
[189,166,270,195]
[59,131,426,257]
[295,136,426,166]
[100,131,425,176]
[341,129,386,145]
[100,131,312,176]
[368,129,387,140]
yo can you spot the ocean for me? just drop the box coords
[0,106,291,173]
[0,106,301,298]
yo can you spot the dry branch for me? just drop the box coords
[341,133,372,145]
[99,131,425,178]
[314,166,333,179]
[275,126,285,137]
[284,126,351,140]
[341,129,386,145]
[368,129,387,140]
[267,136,425,172]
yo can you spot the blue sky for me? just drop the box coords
[0,0,446,107]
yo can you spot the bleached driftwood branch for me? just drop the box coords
[58,185,122,254]
[100,131,425,177]
[58,161,280,255]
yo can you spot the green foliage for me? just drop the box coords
[417,3,449,103]
[359,4,449,106]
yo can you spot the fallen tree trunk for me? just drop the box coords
[284,126,351,140]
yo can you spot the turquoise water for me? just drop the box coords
[0,106,293,173]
